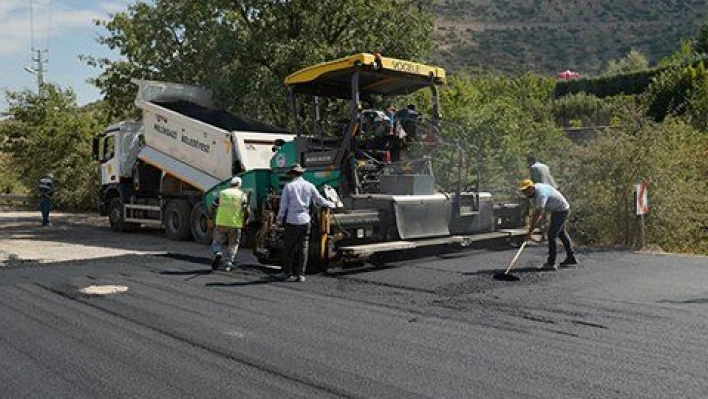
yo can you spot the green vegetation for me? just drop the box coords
[433,0,708,76]
[0,153,24,194]
[0,85,108,210]
[563,116,708,254]
[434,73,568,196]
[603,49,649,76]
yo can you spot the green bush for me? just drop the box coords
[0,154,26,194]
[561,115,708,254]
[644,61,708,125]
[0,84,106,211]
[435,73,572,198]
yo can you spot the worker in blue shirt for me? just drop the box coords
[520,179,578,270]
[276,164,335,282]
[527,155,557,188]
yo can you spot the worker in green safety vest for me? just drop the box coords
[208,176,250,271]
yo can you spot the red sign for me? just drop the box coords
[635,183,649,215]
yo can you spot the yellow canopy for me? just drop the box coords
[284,53,446,98]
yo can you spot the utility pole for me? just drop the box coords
[24,48,47,95]
[26,0,48,96]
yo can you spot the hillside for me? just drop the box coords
[432,0,708,76]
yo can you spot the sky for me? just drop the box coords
[0,0,135,114]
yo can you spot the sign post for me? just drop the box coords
[634,182,649,249]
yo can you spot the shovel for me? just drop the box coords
[493,240,528,282]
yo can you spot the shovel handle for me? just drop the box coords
[504,240,528,275]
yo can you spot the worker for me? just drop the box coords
[276,164,335,282]
[209,176,249,271]
[395,104,419,141]
[385,105,397,134]
[519,179,578,270]
[527,155,557,188]
[526,155,557,242]
[37,173,54,226]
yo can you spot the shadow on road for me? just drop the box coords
[465,266,545,277]
[323,263,397,277]
[658,297,708,304]
[155,253,210,265]
[159,269,213,276]
[205,275,283,288]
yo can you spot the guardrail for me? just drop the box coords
[0,194,32,206]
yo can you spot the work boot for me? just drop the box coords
[538,262,557,271]
[211,253,222,270]
[559,256,579,267]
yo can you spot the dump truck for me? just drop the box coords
[205,53,527,271]
[92,79,295,243]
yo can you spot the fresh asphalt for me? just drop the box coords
[1,238,708,398]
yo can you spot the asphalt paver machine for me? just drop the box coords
[206,53,526,271]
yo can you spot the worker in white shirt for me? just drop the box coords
[276,164,335,282]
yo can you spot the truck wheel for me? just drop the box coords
[164,200,193,241]
[108,197,139,232]
[190,201,211,244]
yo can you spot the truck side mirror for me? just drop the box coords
[92,136,100,161]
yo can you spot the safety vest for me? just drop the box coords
[215,188,245,228]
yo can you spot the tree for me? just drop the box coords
[644,61,708,124]
[603,49,649,76]
[87,0,435,125]
[694,19,708,55]
[434,73,570,196]
[0,84,107,210]
[658,39,696,67]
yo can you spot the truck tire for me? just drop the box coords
[164,200,193,241]
[108,197,139,232]
[190,201,211,244]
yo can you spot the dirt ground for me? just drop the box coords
[0,210,241,266]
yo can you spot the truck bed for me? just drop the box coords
[137,99,294,187]
[153,100,288,134]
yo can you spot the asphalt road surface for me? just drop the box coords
[1,212,708,398]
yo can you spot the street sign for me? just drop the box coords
[634,182,649,216]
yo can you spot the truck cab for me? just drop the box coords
[93,122,143,222]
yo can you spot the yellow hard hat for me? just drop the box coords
[519,179,534,191]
